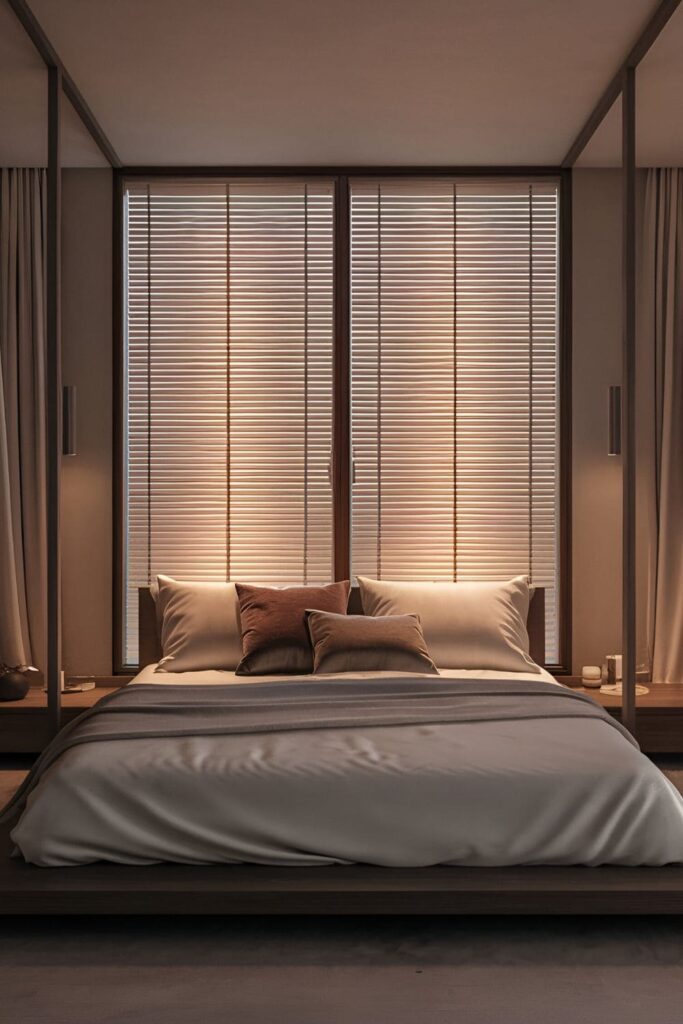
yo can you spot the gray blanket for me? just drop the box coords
[2,677,634,826]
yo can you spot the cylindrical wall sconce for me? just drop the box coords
[608,385,621,456]
[62,385,77,456]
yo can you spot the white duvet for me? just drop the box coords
[11,666,683,867]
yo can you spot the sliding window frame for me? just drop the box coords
[112,167,571,675]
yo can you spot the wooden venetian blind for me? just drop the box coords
[123,180,335,665]
[350,180,560,661]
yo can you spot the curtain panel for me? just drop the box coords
[638,168,683,683]
[0,168,47,671]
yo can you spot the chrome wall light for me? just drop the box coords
[62,385,77,456]
[608,384,621,456]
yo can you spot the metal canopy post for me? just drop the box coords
[560,7,683,736]
[10,0,680,741]
[621,66,637,736]
[562,0,681,168]
[7,0,119,734]
[46,64,62,735]
[7,0,121,168]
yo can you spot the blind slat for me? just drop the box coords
[123,181,334,665]
[350,180,560,660]
[124,177,561,666]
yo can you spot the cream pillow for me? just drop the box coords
[154,576,242,673]
[357,575,539,673]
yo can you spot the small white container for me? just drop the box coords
[581,665,602,688]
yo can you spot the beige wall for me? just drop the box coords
[571,169,623,673]
[61,168,113,675]
[58,167,623,677]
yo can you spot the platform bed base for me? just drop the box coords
[3,833,683,915]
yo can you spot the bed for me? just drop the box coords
[5,586,683,874]
[3,582,683,915]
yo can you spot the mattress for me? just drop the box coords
[10,667,683,868]
[133,663,563,686]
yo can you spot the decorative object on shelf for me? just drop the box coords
[43,672,97,695]
[606,654,623,684]
[581,665,602,688]
[601,681,650,697]
[0,664,38,702]
[61,672,96,694]
[601,654,649,695]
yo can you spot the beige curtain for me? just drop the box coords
[0,168,47,670]
[638,168,683,683]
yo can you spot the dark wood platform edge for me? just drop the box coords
[3,866,683,915]
[2,829,683,915]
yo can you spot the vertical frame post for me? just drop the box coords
[333,176,351,581]
[112,172,125,672]
[621,66,637,735]
[46,65,62,734]
[558,169,573,674]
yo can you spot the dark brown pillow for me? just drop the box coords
[305,610,439,675]
[235,581,350,675]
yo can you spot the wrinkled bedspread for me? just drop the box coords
[7,676,683,867]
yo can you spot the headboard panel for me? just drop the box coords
[527,587,545,666]
[138,585,546,670]
[138,587,162,668]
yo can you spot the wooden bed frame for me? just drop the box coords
[3,584,683,915]
[4,0,683,919]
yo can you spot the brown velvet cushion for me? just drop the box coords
[235,581,350,675]
[305,610,439,675]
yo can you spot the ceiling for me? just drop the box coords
[0,0,676,168]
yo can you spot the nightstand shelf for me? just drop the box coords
[559,678,683,753]
[0,681,128,754]
[3,677,683,755]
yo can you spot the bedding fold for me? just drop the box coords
[2,677,634,826]
[9,673,683,870]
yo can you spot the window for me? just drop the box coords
[123,180,335,665]
[120,176,562,668]
[350,180,560,661]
